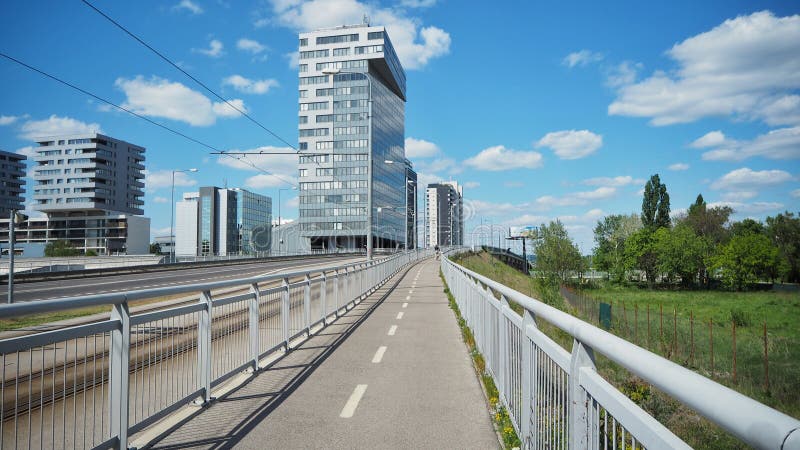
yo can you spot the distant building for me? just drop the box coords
[175,187,272,256]
[405,160,417,249]
[32,132,144,215]
[426,181,464,247]
[0,150,26,216]
[297,23,407,251]
[0,132,149,255]
[0,213,150,255]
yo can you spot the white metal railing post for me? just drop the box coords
[499,296,509,402]
[304,273,311,335]
[109,301,131,450]
[248,283,261,371]
[282,277,290,349]
[333,269,340,316]
[321,272,328,324]
[197,290,213,404]
[521,310,536,448]
[569,339,596,449]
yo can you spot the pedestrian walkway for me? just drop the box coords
[144,258,499,449]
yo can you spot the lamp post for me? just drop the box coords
[7,209,26,304]
[322,67,373,260]
[170,168,198,263]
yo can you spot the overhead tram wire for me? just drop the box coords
[80,0,367,201]
[0,51,297,188]
[80,0,296,151]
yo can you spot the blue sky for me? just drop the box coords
[1,0,798,252]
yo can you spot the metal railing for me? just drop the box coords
[0,249,430,449]
[441,249,800,450]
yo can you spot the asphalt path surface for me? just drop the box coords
[9,256,364,303]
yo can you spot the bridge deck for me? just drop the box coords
[144,258,498,449]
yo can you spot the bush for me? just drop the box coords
[730,309,750,327]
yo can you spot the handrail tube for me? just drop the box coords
[0,254,398,318]
[444,253,800,449]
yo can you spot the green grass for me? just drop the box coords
[451,251,773,449]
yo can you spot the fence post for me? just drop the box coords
[521,310,535,446]
[109,301,131,450]
[690,311,695,367]
[321,271,328,325]
[197,290,213,404]
[499,296,509,402]
[333,269,340,317]
[763,321,770,392]
[304,273,311,335]
[569,339,597,449]
[282,277,290,349]
[710,318,714,378]
[732,319,737,384]
[249,283,260,372]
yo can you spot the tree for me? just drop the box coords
[713,234,779,290]
[593,213,641,283]
[683,194,732,287]
[730,218,765,238]
[149,243,162,255]
[624,228,658,286]
[44,240,80,257]
[653,224,707,286]
[642,174,671,229]
[533,220,583,283]
[765,212,800,283]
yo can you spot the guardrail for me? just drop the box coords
[441,249,800,450]
[0,249,431,449]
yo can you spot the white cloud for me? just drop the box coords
[535,187,617,209]
[145,169,197,191]
[19,115,102,141]
[0,115,20,126]
[710,167,793,190]
[174,0,203,14]
[399,0,436,7]
[464,145,543,171]
[668,163,690,171]
[222,75,279,95]
[115,76,246,126]
[405,137,439,158]
[193,39,224,58]
[708,201,784,215]
[268,0,450,70]
[236,38,266,54]
[415,171,442,188]
[415,157,459,175]
[563,50,604,68]
[284,51,300,69]
[691,130,730,148]
[609,11,800,126]
[463,181,480,189]
[721,191,758,202]
[791,188,800,198]
[581,175,643,187]
[535,129,603,160]
[153,196,169,204]
[699,126,800,161]
[605,61,643,88]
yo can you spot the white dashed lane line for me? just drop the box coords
[405,295,411,301]
[372,346,387,363]
[388,325,397,336]
[340,384,368,418]
[402,302,408,308]
[396,312,404,320]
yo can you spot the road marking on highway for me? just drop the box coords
[402,302,408,308]
[388,325,397,335]
[340,384,368,418]
[372,346,387,363]
[396,312,404,320]
[405,295,411,300]
[408,289,414,294]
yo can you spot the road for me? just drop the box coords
[8,255,364,303]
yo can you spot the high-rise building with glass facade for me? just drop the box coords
[297,23,407,251]
[175,187,272,256]
[0,150,26,216]
[426,181,464,247]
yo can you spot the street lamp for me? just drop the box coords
[170,168,198,263]
[7,209,27,304]
[322,67,374,261]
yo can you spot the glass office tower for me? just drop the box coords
[297,23,407,251]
